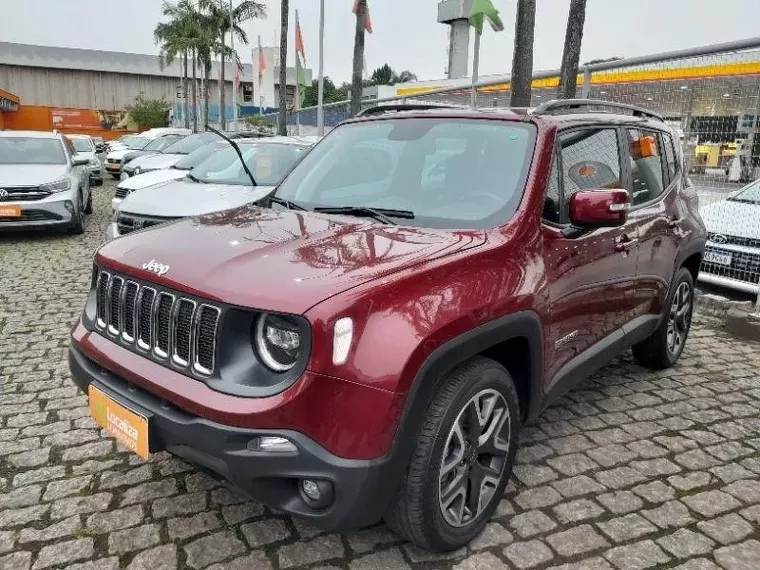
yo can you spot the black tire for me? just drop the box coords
[68,193,85,235]
[384,357,520,552]
[632,267,694,369]
[83,190,93,214]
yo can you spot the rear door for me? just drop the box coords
[541,126,641,385]
[623,128,681,321]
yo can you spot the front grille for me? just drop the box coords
[708,233,760,249]
[0,187,48,201]
[116,212,178,236]
[107,158,121,164]
[0,209,63,222]
[700,245,760,285]
[114,187,131,199]
[94,270,221,376]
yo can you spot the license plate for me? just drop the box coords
[88,385,150,460]
[0,205,21,218]
[704,251,732,266]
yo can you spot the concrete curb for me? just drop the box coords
[695,289,760,342]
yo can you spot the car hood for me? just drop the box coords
[700,199,760,240]
[0,164,69,186]
[116,169,188,191]
[118,179,275,217]
[98,206,486,314]
[107,149,132,160]
[130,153,184,170]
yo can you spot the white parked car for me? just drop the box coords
[105,136,151,178]
[107,137,313,240]
[67,134,103,186]
[698,179,760,294]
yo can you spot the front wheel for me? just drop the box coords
[632,267,694,369]
[384,357,520,552]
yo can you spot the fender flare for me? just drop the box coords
[386,310,544,470]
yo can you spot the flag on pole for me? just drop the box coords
[352,0,373,34]
[295,15,306,65]
[469,0,504,35]
[295,12,309,101]
[257,35,266,86]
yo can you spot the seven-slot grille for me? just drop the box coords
[95,269,221,375]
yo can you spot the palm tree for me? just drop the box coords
[509,0,536,107]
[350,0,368,116]
[199,0,266,130]
[278,0,289,135]
[557,0,588,99]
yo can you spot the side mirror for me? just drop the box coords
[72,154,90,166]
[569,188,630,228]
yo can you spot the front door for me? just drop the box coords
[541,127,640,388]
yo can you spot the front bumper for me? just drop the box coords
[698,271,760,295]
[0,195,76,230]
[105,222,120,240]
[111,198,122,215]
[68,341,399,530]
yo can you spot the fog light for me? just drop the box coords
[299,478,334,509]
[246,436,297,454]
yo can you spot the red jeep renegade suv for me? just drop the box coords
[69,100,706,551]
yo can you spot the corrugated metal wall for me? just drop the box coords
[0,65,234,111]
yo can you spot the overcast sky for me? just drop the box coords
[2,0,760,84]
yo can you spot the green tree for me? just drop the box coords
[127,94,172,128]
[369,64,417,85]
[301,77,350,107]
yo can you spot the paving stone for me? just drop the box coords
[167,512,221,541]
[546,524,609,557]
[221,501,265,524]
[740,504,760,524]
[667,559,720,570]
[553,499,604,524]
[12,466,66,487]
[507,510,557,538]
[514,486,563,509]
[151,491,206,518]
[0,504,49,528]
[594,467,647,490]
[512,464,558,486]
[469,522,513,550]
[682,490,742,517]
[598,513,657,543]
[108,523,161,554]
[402,544,465,563]
[42,475,92,501]
[632,481,675,503]
[546,453,599,476]
[98,465,153,489]
[61,440,113,461]
[18,516,81,544]
[547,435,595,454]
[278,534,345,568]
[697,513,754,545]
[710,463,755,484]
[453,552,508,570]
[546,558,614,570]
[603,540,671,570]
[86,505,143,533]
[67,559,120,570]
[714,539,760,570]
[241,519,291,547]
[207,552,272,570]
[0,552,32,570]
[0,485,41,509]
[668,471,712,491]
[0,532,12,555]
[503,540,554,569]
[586,445,638,468]
[674,449,722,470]
[551,475,604,498]
[349,548,411,570]
[641,500,695,529]
[31,538,94,570]
[597,490,644,514]
[346,526,399,554]
[121,479,177,506]
[630,458,681,477]
[723,479,760,504]
[50,493,112,519]
[656,528,715,558]
[209,487,248,506]
[126,545,177,570]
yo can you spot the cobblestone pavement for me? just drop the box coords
[1,179,759,570]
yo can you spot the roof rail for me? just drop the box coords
[532,99,664,122]
[356,102,465,117]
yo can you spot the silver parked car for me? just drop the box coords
[0,131,92,234]
[68,134,103,186]
[107,138,312,240]
[699,179,760,294]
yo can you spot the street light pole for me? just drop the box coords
[317,0,325,136]
[230,0,237,130]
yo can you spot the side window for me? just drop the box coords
[542,151,561,224]
[559,128,622,217]
[662,132,679,183]
[627,129,665,205]
[62,138,75,160]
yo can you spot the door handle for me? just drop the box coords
[615,234,639,252]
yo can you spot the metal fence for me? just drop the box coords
[264,38,760,304]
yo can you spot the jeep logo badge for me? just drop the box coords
[142,259,170,276]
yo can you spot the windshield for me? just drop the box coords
[274,118,536,229]
[70,137,93,153]
[174,141,228,170]
[189,143,308,186]
[729,179,760,204]
[163,132,220,155]
[143,136,183,152]
[0,137,67,165]
[124,136,150,150]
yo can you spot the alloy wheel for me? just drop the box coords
[438,388,511,528]
[667,281,692,355]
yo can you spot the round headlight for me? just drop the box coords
[254,313,302,372]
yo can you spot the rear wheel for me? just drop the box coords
[68,192,85,235]
[83,190,93,214]
[632,267,694,369]
[384,357,519,552]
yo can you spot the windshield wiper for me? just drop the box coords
[186,173,203,183]
[204,124,257,186]
[313,206,415,225]
[264,196,307,211]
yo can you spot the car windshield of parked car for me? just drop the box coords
[143,136,183,152]
[70,137,94,153]
[274,118,536,229]
[189,143,308,186]
[0,137,67,165]
[174,142,227,170]
[162,132,220,155]
[124,137,150,150]
[729,180,760,204]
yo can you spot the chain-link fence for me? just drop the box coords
[265,38,760,303]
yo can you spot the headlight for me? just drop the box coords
[40,178,71,193]
[254,313,302,372]
[133,167,141,175]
